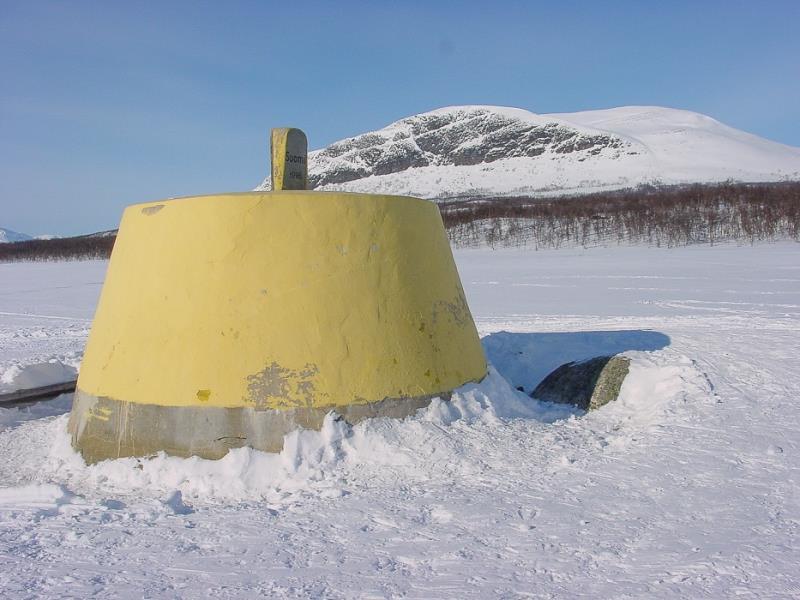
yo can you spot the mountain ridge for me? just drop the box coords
[0,228,33,244]
[255,105,800,199]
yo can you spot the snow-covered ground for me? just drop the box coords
[1,243,798,598]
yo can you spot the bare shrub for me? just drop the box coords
[0,233,116,262]
[440,182,800,249]
[2,182,798,261]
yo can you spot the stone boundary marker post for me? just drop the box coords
[271,128,308,191]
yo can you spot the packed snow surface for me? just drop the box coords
[1,243,799,597]
[256,105,800,198]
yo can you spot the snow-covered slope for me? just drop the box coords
[0,228,32,244]
[256,105,800,198]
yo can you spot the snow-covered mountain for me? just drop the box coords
[256,105,800,198]
[0,228,32,243]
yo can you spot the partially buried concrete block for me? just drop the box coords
[68,191,487,463]
[531,355,630,410]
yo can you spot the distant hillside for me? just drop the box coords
[0,231,115,262]
[0,228,33,243]
[2,183,798,261]
[256,105,800,198]
[441,182,800,249]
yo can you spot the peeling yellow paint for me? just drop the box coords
[87,407,110,422]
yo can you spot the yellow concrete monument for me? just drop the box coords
[68,128,487,463]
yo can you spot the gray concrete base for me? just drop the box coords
[68,389,449,463]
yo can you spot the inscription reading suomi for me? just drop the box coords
[271,128,308,191]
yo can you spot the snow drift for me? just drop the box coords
[0,354,708,505]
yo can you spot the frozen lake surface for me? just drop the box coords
[1,242,798,598]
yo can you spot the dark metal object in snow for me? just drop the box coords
[0,379,77,407]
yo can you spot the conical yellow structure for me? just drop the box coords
[68,130,486,462]
[68,193,487,461]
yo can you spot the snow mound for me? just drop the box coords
[1,359,77,392]
[0,483,70,507]
[0,350,711,507]
[0,360,78,432]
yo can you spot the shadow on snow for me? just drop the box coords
[482,329,671,394]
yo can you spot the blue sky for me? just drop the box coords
[2,0,799,236]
